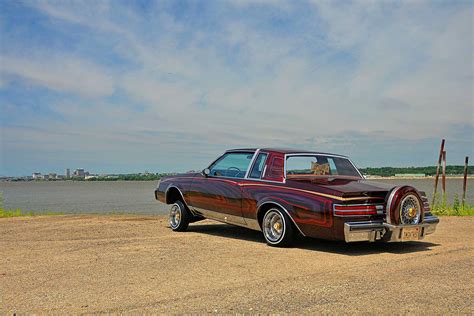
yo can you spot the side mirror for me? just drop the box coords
[203,168,210,177]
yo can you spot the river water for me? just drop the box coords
[1,179,472,214]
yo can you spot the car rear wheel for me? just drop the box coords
[169,200,190,231]
[262,207,294,247]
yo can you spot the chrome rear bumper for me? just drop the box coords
[343,215,439,242]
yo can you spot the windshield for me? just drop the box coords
[286,155,361,178]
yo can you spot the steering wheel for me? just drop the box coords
[226,166,242,177]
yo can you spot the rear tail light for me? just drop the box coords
[333,204,383,216]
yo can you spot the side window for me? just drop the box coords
[249,153,268,179]
[209,153,254,178]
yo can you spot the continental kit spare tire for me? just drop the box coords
[385,186,424,225]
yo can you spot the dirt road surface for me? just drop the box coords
[1,215,472,314]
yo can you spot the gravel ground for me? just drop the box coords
[0,215,473,314]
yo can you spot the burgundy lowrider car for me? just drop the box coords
[155,148,439,247]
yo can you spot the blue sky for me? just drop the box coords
[0,0,473,176]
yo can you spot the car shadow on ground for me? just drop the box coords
[187,223,440,256]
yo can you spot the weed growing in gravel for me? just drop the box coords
[431,193,474,216]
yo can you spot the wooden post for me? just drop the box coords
[432,139,445,205]
[462,156,469,208]
[442,150,446,199]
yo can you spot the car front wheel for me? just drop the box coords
[262,207,294,247]
[169,200,190,231]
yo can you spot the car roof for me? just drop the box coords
[225,148,348,158]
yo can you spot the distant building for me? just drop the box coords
[32,172,42,179]
[74,168,85,178]
[48,173,57,180]
[394,174,425,177]
[66,168,70,178]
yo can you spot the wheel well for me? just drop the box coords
[258,202,302,235]
[166,187,184,204]
[257,203,280,228]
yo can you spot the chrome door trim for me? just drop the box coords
[194,207,250,226]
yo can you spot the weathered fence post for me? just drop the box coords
[432,139,445,206]
[462,156,469,208]
[442,150,446,201]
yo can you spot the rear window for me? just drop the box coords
[286,155,361,178]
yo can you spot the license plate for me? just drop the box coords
[402,227,421,241]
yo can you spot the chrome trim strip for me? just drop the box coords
[193,207,247,225]
[242,176,284,185]
[165,185,186,204]
[245,218,261,231]
[194,207,260,231]
[261,164,268,179]
[244,149,261,179]
[246,151,269,180]
[348,158,364,179]
[257,201,306,236]
[285,153,349,159]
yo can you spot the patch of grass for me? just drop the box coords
[431,193,474,216]
[0,208,64,218]
[0,192,63,218]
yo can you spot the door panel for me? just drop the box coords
[188,175,245,225]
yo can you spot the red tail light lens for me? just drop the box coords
[334,204,379,216]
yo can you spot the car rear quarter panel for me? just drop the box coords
[240,181,338,239]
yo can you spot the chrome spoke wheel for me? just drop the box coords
[263,209,285,243]
[400,195,421,224]
[169,203,182,229]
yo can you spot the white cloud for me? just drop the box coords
[0,55,114,97]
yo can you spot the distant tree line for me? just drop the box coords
[359,165,473,177]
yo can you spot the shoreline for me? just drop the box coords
[1,176,473,182]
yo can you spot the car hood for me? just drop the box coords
[286,177,395,198]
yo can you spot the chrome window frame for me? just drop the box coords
[247,151,269,180]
